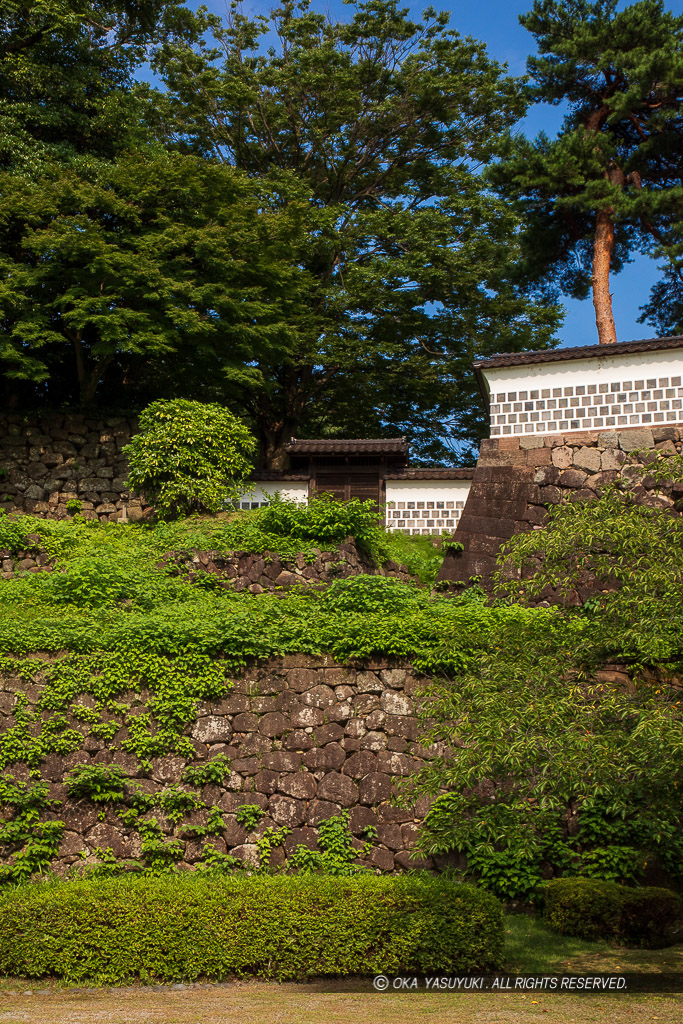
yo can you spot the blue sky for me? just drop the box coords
[177,0,683,348]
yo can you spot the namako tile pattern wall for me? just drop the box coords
[490,374,683,437]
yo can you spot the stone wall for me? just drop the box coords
[437,424,683,591]
[0,656,440,876]
[0,412,151,522]
[159,541,416,593]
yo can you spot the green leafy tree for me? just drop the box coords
[408,453,683,899]
[123,398,256,516]
[0,0,187,169]
[491,0,683,346]
[0,149,316,405]
[152,0,560,466]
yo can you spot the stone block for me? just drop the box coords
[573,446,601,472]
[343,751,378,778]
[377,751,416,776]
[355,671,383,694]
[551,446,573,469]
[601,449,626,470]
[278,772,317,800]
[284,827,318,854]
[283,729,314,751]
[302,743,345,771]
[368,847,394,872]
[222,817,248,846]
[258,712,288,737]
[619,428,654,452]
[236,733,271,756]
[254,770,279,794]
[300,684,336,709]
[359,730,387,752]
[358,772,392,804]
[345,717,366,738]
[379,691,412,716]
[314,723,345,745]
[269,794,306,828]
[558,468,588,488]
[290,705,324,729]
[378,668,407,688]
[262,751,302,772]
[285,668,319,693]
[230,843,260,868]
[150,756,187,784]
[376,823,403,850]
[317,771,358,806]
[652,427,679,442]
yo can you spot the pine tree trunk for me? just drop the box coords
[591,208,618,345]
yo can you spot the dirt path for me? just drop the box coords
[0,982,681,1024]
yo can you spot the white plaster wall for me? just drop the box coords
[385,478,471,534]
[481,348,683,437]
[237,480,309,509]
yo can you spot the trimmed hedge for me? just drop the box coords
[543,877,682,948]
[0,875,503,983]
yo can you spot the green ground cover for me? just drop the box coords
[0,510,525,668]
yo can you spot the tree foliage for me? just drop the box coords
[491,0,683,345]
[0,150,314,405]
[409,452,683,900]
[0,0,186,169]
[151,0,560,464]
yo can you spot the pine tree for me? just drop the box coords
[491,0,683,345]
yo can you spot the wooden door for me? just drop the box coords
[314,470,380,508]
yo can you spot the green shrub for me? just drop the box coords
[255,494,383,554]
[0,875,503,982]
[234,803,264,831]
[287,810,377,875]
[123,400,256,518]
[319,574,421,615]
[0,513,34,555]
[382,533,444,585]
[64,763,128,804]
[542,877,682,948]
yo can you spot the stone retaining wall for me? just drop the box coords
[437,425,683,591]
[0,412,151,522]
[0,656,441,876]
[160,541,416,593]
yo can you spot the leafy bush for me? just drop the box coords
[409,450,683,900]
[287,811,376,875]
[542,877,682,948]
[383,533,445,585]
[182,756,231,787]
[0,875,503,982]
[0,513,35,555]
[234,804,264,831]
[319,574,421,615]
[123,400,256,517]
[64,763,128,804]
[255,494,383,554]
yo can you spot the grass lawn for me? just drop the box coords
[504,913,683,975]
[0,915,680,1024]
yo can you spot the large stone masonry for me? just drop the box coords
[0,656,441,876]
[0,412,151,522]
[437,424,683,591]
